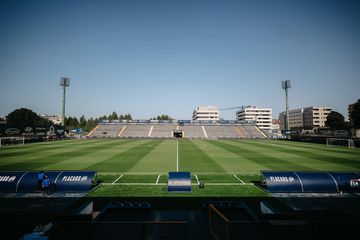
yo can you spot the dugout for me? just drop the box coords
[0,171,97,193]
[208,200,309,240]
[261,171,360,193]
[89,201,189,240]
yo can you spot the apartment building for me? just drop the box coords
[192,106,219,121]
[236,106,272,132]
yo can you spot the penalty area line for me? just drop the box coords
[102,183,167,186]
[233,175,245,184]
[112,175,124,184]
[156,175,161,184]
[99,182,254,186]
[176,139,179,172]
[194,174,200,185]
[88,183,103,193]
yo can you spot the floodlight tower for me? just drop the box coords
[281,80,291,132]
[60,77,70,127]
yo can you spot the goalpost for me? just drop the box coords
[326,138,355,148]
[0,137,25,147]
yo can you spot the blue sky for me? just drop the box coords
[1,0,359,120]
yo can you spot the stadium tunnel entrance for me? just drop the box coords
[173,130,183,138]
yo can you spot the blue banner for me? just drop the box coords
[0,171,26,192]
[0,171,96,193]
[261,171,360,193]
[168,172,191,192]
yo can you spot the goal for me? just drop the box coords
[326,138,355,148]
[0,137,25,147]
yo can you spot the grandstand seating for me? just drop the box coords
[181,125,205,139]
[119,124,152,138]
[235,126,248,138]
[204,125,241,139]
[150,124,176,138]
[88,124,123,138]
[88,122,267,139]
[243,125,267,138]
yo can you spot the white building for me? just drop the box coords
[303,106,332,128]
[279,106,332,130]
[41,115,63,125]
[236,106,272,132]
[279,108,304,130]
[192,106,219,121]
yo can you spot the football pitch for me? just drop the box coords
[1,139,359,197]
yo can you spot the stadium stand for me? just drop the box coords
[88,121,267,139]
[150,124,177,138]
[242,125,267,138]
[235,125,248,138]
[119,124,152,138]
[181,125,205,139]
[88,124,123,138]
[204,125,241,139]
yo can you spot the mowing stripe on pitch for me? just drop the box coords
[112,175,124,184]
[233,174,245,184]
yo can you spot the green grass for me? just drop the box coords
[1,139,360,196]
[87,184,268,197]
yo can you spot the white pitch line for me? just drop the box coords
[194,174,200,185]
[91,182,254,187]
[112,175,123,184]
[88,183,103,192]
[103,183,167,186]
[156,175,161,184]
[176,139,179,172]
[197,183,254,186]
[233,175,245,184]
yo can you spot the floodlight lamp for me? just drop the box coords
[60,77,70,87]
[281,80,291,89]
[285,80,291,88]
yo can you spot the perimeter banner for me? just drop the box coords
[261,171,360,193]
[167,171,192,192]
[0,171,96,193]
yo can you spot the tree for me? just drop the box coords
[325,111,345,130]
[351,99,360,128]
[65,116,79,129]
[108,111,118,120]
[6,108,51,128]
[118,114,132,120]
[124,114,132,120]
[154,114,172,120]
[98,115,108,121]
[79,115,87,128]
[84,117,97,131]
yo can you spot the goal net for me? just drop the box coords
[0,137,25,147]
[326,138,355,148]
